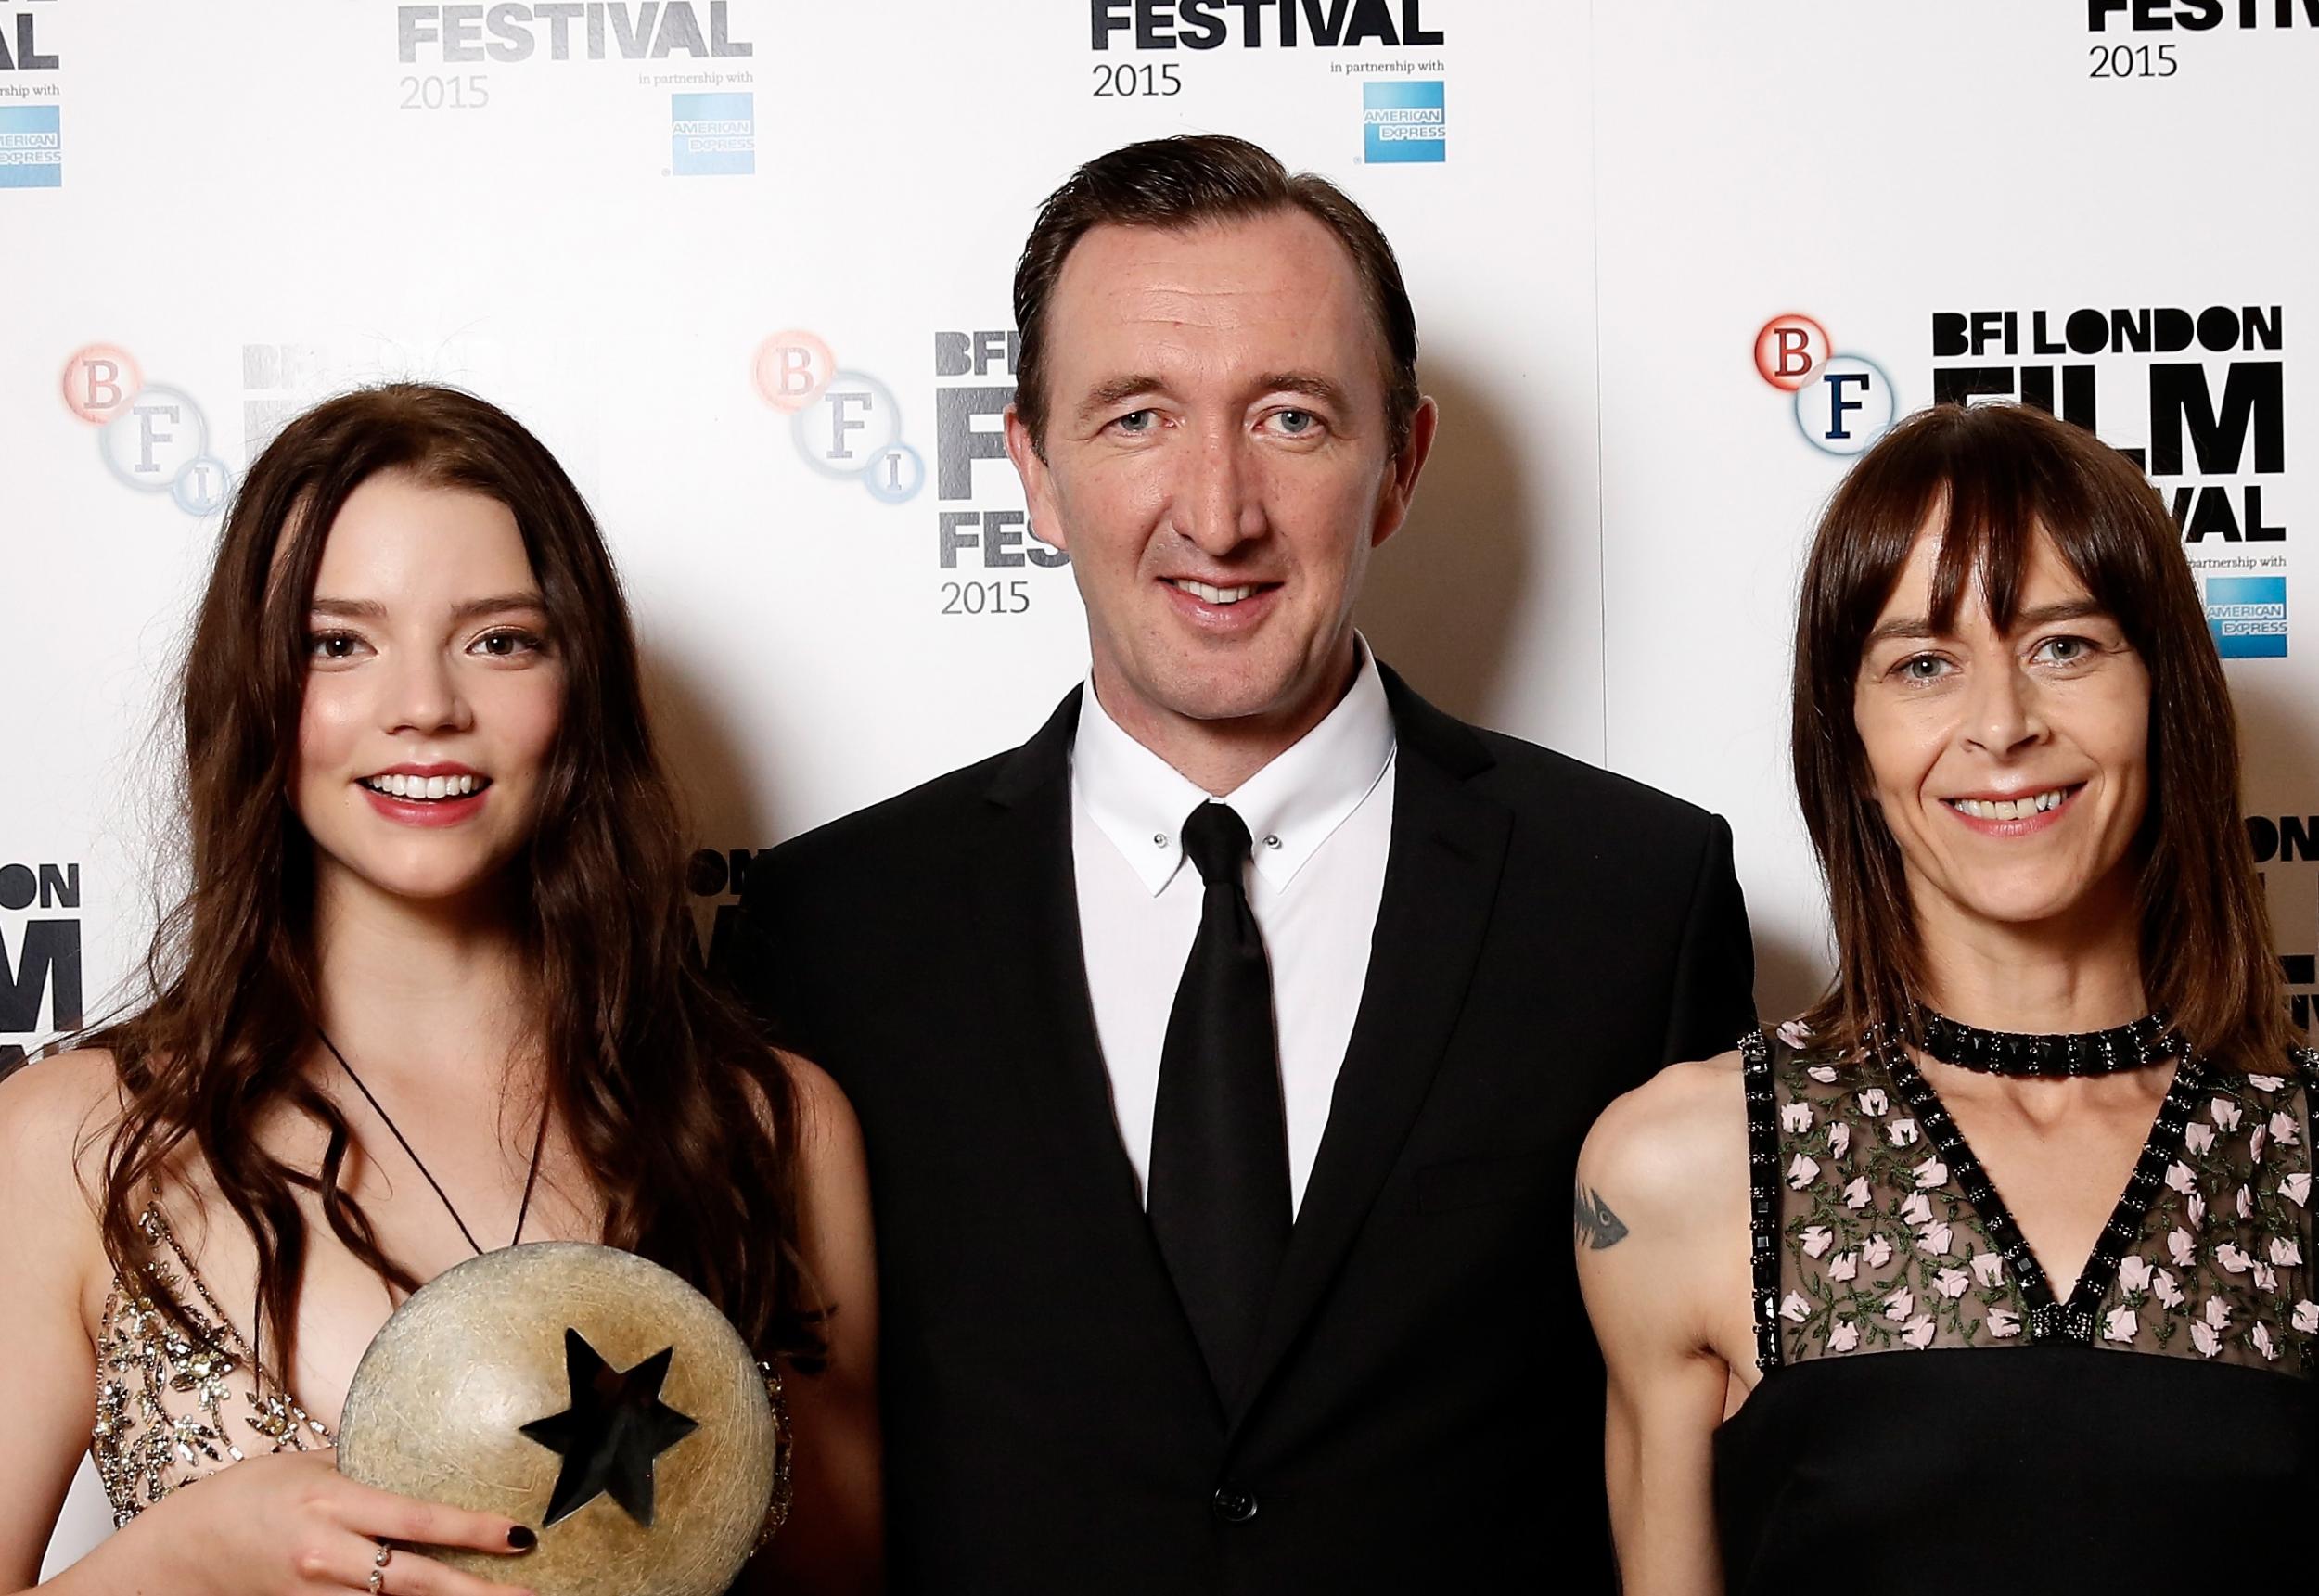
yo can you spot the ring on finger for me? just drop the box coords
[367,1541,392,1594]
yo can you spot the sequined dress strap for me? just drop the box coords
[1740,1028,1784,1373]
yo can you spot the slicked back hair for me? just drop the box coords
[1011,133,1420,458]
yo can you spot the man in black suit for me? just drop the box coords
[726,134,1754,1592]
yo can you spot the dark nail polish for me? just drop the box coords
[508,1525,537,1551]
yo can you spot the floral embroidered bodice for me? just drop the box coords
[92,1205,330,1526]
[1742,1028,2319,1373]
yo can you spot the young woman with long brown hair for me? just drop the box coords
[0,385,880,1594]
[1576,402,2317,1593]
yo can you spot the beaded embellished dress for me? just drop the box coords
[92,1205,330,1526]
[1716,1028,2319,1594]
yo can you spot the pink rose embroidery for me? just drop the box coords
[1889,1119,1920,1147]
[2250,1074,2287,1092]
[1787,1153,1820,1190]
[1801,1225,1833,1258]
[2211,1097,2243,1131]
[1857,1088,1889,1117]
[2168,1229,2197,1268]
[2273,1237,2303,1267]
[2237,1186,2254,1219]
[1807,1066,1839,1084]
[2283,1172,2312,1207]
[1913,1158,1949,1190]
[1776,1017,1813,1049]
[2254,1262,2279,1293]
[1842,1176,1871,1211]
[2189,1193,2207,1226]
[1901,1316,1937,1349]
[2153,1269,2184,1309]
[1830,1251,1859,1283]
[2204,1296,2232,1331]
[1917,1222,1953,1257]
[1828,1319,1860,1352]
[1884,1286,1915,1321]
[2293,1300,2319,1334]
[2192,1321,2221,1359]
[1780,1292,1810,1323]
[2103,1306,2137,1343]
[1987,1308,2021,1339]
[2165,1161,2197,1196]
[2254,1322,2279,1362]
[1828,1123,1851,1158]
[1971,1251,2004,1287]
[1864,1234,1894,1268]
[1900,1192,1933,1227]
[2184,1124,2216,1156]
[2119,1255,2152,1294]
[2252,1126,2268,1161]
[2217,1243,2252,1275]
[1780,1102,1813,1134]
[1934,1268,1970,1299]
[2271,1110,2300,1147]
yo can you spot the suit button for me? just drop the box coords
[1211,1484,1258,1524]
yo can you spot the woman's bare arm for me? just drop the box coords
[738,1058,881,1596]
[1575,1053,1753,1596]
[0,1051,118,1591]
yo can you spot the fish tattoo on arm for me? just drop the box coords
[1573,1178,1630,1250]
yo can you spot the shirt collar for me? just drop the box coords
[1071,639,1398,897]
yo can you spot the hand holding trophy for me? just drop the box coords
[338,1244,788,1596]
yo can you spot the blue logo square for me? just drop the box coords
[672,93,752,177]
[2208,575,2287,658]
[1364,81,1444,164]
[0,106,61,189]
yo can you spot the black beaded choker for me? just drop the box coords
[1903,1004,2184,1078]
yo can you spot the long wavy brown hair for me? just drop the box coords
[82,382,824,1383]
[1791,401,2291,1068]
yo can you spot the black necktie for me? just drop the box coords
[1147,799,1291,1401]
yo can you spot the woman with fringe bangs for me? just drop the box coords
[1575,402,2318,1594]
[0,385,880,1595]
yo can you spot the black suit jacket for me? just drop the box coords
[726,668,1754,1592]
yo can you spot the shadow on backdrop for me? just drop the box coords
[1753,924,1831,1036]
[1357,364,1535,724]
[641,645,789,972]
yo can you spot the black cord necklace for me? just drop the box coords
[1903,1002,2184,1079]
[317,1028,551,1256]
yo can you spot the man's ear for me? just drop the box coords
[1371,395,1440,551]
[1005,403,1070,556]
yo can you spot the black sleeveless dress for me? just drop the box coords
[1716,1028,2319,1594]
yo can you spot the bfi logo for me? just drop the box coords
[754,329,925,504]
[1754,312,1897,456]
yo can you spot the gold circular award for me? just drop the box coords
[337,1242,787,1596]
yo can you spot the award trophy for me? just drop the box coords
[337,1243,788,1596]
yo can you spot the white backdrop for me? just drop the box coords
[9,0,2313,1573]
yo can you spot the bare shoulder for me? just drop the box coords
[0,1049,123,1312]
[1579,1049,1749,1232]
[781,1053,853,1138]
[0,1047,125,1211]
[739,1050,864,1170]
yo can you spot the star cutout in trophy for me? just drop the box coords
[519,1329,701,1528]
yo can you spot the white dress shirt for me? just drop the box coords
[1070,643,1397,1217]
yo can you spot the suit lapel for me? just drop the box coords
[970,694,1202,1336]
[1231,671,1511,1426]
